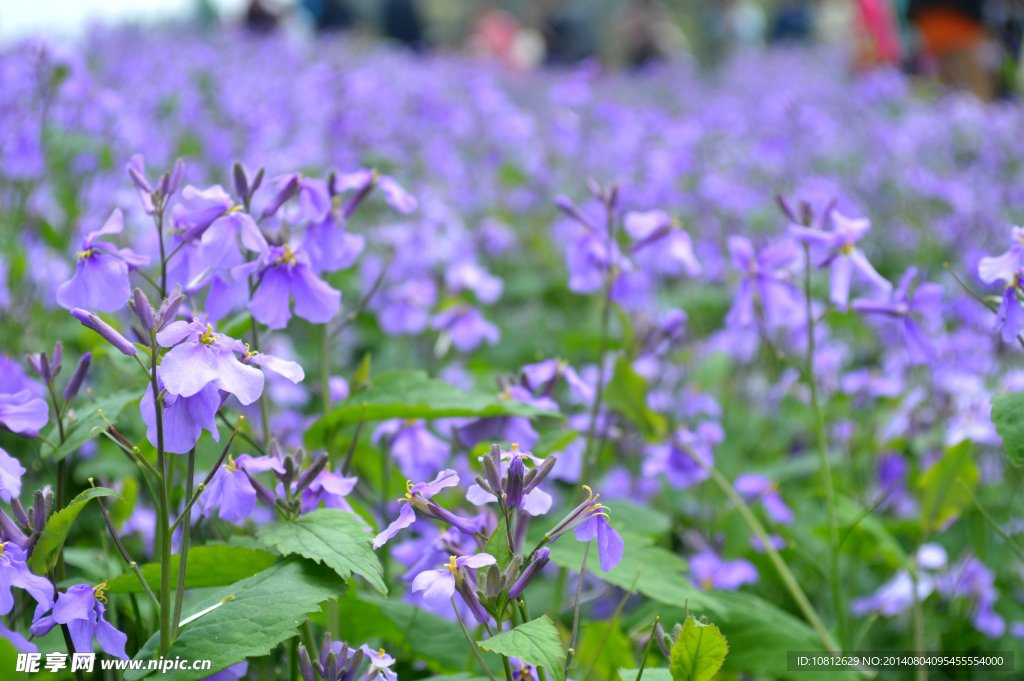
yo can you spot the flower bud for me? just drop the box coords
[523,455,556,494]
[130,288,156,331]
[282,456,296,487]
[295,453,329,493]
[484,564,501,599]
[507,547,549,600]
[505,456,524,509]
[51,342,63,378]
[262,176,300,218]
[455,569,491,624]
[340,647,363,681]
[26,352,49,382]
[0,508,30,549]
[244,471,277,506]
[321,651,337,681]
[33,488,48,532]
[474,475,494,495]
[71,309,137,357]
[776,195,799,223]
[250,167,265,196]
[63,352,92,401]
[158,171,171,196]
[500,555,522,589]
[233,161,250,201]
[297,644,316,681]
[168,158,185,196]
[483,444,502,495]
[11,499,30,529]
[127,155,152,193]
[654,622,672,659]
[158,284,185,329]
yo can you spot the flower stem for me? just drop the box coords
[453,598,498,681]
[801,245,847,651]
[150,329,172,656]
[171,448,195,639]
[581,568,641,681]
[633,616,660,681]
[564,540,590,679]
[48,383,68,581]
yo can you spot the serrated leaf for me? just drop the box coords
[484,516,514,572]
[256,508,386,594]
[919,440,978,533]
[125,557,347,681]
[43,390,139,462]
[478,616,565,681]
[669,616,728,681]
[105,545,277,593]
[991,392,1024,465]
[603,358,666,440]
[29,487,121,576]
[307,371,559,445]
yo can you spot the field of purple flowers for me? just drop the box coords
[1,27,1024,681]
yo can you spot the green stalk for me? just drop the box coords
[318,322,341,638]
[705,464,839,654]
[581,568,641,681]
[48,382,68,582]
[633,616,660,681]
[801,245,847,650]
[959,478,1024,562]
[452,598,498,681]
[150,329,172,656]
[564,540,591,679]
[171,448,196,639]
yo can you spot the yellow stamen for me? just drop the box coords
[510,443,519,454]
[74,249,95,261]
[93,581,109,603]
[199,324,220,346]
[701,577,713,590]
[226,204,243,214]
[444,556,462,584]
[397,480,416,504]
[276,245,298,266]
[841,242,855,255]
[0,541,8,555]
[378,648,386,658]
[581,485,595,505]
[225,455,237,473]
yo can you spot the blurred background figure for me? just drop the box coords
[538,0,598,64]
[382,0,425,49]
[614,0,689,67]
[246,0,281,33]
[855,0,904,65]
[771,0,813,42]
[300,0,355,32]
[467,2,545,70]
[907,0,995,98]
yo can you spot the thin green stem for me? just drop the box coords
[502,655,514,681]
[452,598,498,681]
[581,568,641,681]
[149,329,172,656]
[633,616,660,681]
[48,382,68,581]
[93,489,161,613]
[564,540,591,679]
[959,478,1024,562]
[581,282,613,490]
[801,245,847,650]
[171,448,196,639]
[705,464,839,654]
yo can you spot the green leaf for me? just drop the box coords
[668,616,728,681]
[105,545,277,593]
[30,487,121,576]
[256,508,386,594]
[578,622,635,681]
[308,370,559,445]
[484,516,514,572]
[919,440,978,533]
[43,390,139,461]
[218,310,254,340]
[351,352,372,393]
[605,500,671,538]
[477,616,565,681]
[836,495,909,569]
[991,392,1024,465]
[126,557,347,681]
[603,358,666,440]
[619,668,672,681]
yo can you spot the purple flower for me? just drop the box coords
[0,448,26,502]
[56,209,149,311]
[329,377,349,403]
[546,485,624,571]
[139,370,223,454]
[691,550,758,591]
[978,229,1024,342]
[358,645,400,681]
[726,236,803,328]
[624,210,701,277]
[373,470,477,548]
[30,583,127,659]
[200,209,268,274]
[372,420,450,481]
[0,390,48,438]
[156,320,264,405]
[300,469,358,514]
[789,210,891,310]
[0,542,54,621]
[202,454,284,523]
[565,229,621,294]
[375,279,436,336]
[269,175,331,223]
[335,170,417,216]
[734,474,793,525]
[465,446,553,516]
[249,245,341,329]
[935,555,1005,639]
[852,267,944,365]
[432,306,500,353]
[642,423,723,489]
[201,662,248,681]
[302,214,365,274]
[70,309,137,357]
[445,261,503,304]
[411,553,496,613]
[851,571,930,618]
[171,185,234,240]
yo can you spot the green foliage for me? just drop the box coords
[43,389,138,462]
[307,370,559,445]
[919,440,978,533]
[668,616,728,681]
[619,668,672,681]
[484,516,515,571]
[126,557,347,681]
[477,616,565,681]
[603,357,667,440]
[991,391,1024,465]
[105,545,277,593]
[256,508,387,594]
[578,622,636,681]
[29,487,121,576]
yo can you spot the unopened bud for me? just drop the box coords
[340,647,363,681]
[523,455,556,494]
[168,158,185,196]
[71,309,137,357]
[261,176,300,218]
[474,475,494,495]
[250,167,265,197]
[11,499,30,529]
[233,161,250,200]
[484,564,501,599]
[505,456,525,510]
[507,547,549,600]
[158,284,185,328]
[297,644,316,681]
[33,489,47,531]
[295,453,329,493]
[158,171,171,196]
[245,471,277,506]
[51,342,63,378]
[484,444,502,494]
[131,288,155,331]
[654,623,672,659]
[500,555,522,589]
[63,352,91,401]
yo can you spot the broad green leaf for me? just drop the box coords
[257,509,386,594]
[836,495,909,569]
[619,668,672,681]
[363,593,503,676]
[477,616,565,681]
[126,557,347,681]
[308,370,559,445]
[605,500,671,538]
[110,476,138,527]
[603,358,666,440]
[668,616,728,681]
[484,516,514,572]
[30,487,121,576]
[919,440,978,532]
[991,392,1024,465]
[105,545,277,593]
[578,622,635,681]
[43,389,138,461]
